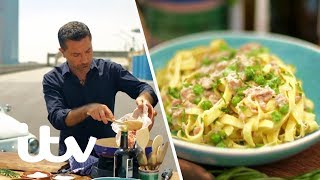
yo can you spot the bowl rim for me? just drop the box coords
[173,130,320,155]
[150,30,320,155]
[150,31,320,56]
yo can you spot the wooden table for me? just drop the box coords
[192,142,320,178]
[253,142,320,178]
[0,171,91,180]
[0,152,180,179]
[0,171,179,180]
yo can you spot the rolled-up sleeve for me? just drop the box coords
[114,63,158,107]
[42,74,70,130]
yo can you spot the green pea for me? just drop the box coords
[180,130,186,137]
[265,73,274,80]
[193,84,204,95]
[271,111,282,122]
[220,107,231,113]
[231,95,243,106]
[202,58,212,66]
[218,131,227,139]
[193,96,201,105]
[200,100,213,110]
[211,133,222,144]
[279,104,289,114]
[212,79,221,90]
[168,87,180,99]
[171,130,178,136]
[182,82,191,87]
[254,75,266,85]
[216,141,226,148]
[236,86,248,96]
[244,66,255,81]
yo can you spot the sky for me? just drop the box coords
[19,0,144,63]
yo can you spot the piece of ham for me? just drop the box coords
[198,77,212,90]
[236,55,254,68]
[244,86,275,103]
[184,100,197,108]
[171,99,182,107]
[275,94,287,107]
[258,100,267,110]
[198,66,213,74]
[172,108,183,118]
[208,94,220,105]
[215,61,229,71]
[238,43,261,54]
[226,72,242,91]
[193,126,201,136]
[181,87,193,99]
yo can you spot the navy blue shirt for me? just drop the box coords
[42,59,158,155]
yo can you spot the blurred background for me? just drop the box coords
[0,0,153,78]
[136,0,320,47]
[0,0,178,173]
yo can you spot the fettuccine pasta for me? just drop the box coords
[156,40,319,148]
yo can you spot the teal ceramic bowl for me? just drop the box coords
[150,31,320,166]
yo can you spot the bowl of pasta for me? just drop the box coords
[151,31,320,166]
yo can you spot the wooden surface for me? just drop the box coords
[0,171,180,180]
[1,141,319,179]
[197,142,320,178]
[0,152,180,180]
[0,171,91,180]
[253,142,320,178]
[0,170,179,180]
[0,152,66,173]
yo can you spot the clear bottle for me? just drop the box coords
[113,128,133,178]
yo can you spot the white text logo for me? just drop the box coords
[18,124,96,163]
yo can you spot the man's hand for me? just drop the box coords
[136,92,157,129]
[65,103,115,127]
[86,103,115,124]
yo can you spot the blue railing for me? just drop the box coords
[132,55,153,80]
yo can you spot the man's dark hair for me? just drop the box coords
[58,21,92,50]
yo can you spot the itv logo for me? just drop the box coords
[18,124,97,163]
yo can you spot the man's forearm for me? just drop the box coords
[65,105,89,127]
[139,91,154,105]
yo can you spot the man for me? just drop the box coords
[42,21,158,156]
